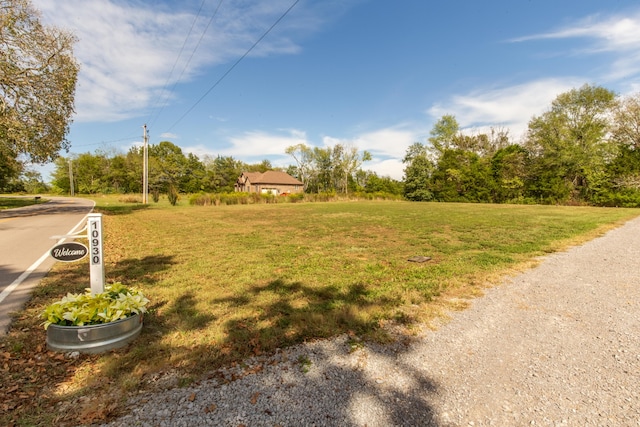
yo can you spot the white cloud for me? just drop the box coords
[159,132,178,140]
[31,0,343,123]
[187,128,310,160]
[511,11,640,85]
[428,78,581,140]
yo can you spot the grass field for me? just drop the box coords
[2,197,638,425]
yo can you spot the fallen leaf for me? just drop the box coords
[188,393,196,402]
[204,403,217,413]
[250,392,260,405]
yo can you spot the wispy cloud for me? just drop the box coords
[32,0,348,123]
[428,78,581,140]
[185,128,309,160]
[511,10,640,84]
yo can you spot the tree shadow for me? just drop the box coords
[195,278,443,426]
[3,270,443,425]
[108,255,177,286]
[160,292,217,331]
[0,198,92,219]
[94,277,444,425]
[94,204,150,216]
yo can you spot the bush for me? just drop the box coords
[168,186,179,206]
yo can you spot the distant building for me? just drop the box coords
[235,171,303,195]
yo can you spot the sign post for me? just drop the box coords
[87,213,105,295]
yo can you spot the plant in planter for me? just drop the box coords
[42,283,150,354]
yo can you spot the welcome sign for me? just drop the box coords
[50,242,88,262]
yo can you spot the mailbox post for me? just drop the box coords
[87,213,105,295]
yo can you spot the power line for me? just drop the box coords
[164,0,300,133]
[70,134,141,148]
[147,0,223,129]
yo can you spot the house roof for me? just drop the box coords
[241,171,303,186]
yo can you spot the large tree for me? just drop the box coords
[1,0,79,163]
[525,84,616,202]
[402,142,434,201]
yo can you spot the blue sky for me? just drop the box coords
[30,0,640,181]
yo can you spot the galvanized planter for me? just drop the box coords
[46,314,143,354]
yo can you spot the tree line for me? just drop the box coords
[403,85,640,207]
[12,140,399,198]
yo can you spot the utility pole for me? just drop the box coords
[68,159,74,196]
[142,124,148,204]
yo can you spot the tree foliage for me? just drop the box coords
[1,0,79,163]
[285,142,375,194]
[403,85,640,206]
[525,84,616,202]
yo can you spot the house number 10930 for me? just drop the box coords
[87,213,105,294]
[91,225,101,264]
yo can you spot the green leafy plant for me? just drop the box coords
[41,283,149,329]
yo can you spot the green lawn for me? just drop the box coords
[2,199,638,426]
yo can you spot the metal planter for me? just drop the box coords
[46,314,143,354]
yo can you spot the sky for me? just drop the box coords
[28,0,640,182]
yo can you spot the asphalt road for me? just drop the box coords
[0,197,95,334]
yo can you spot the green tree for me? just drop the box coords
[0,143,22,191]
[402,142,434,201]
[428,114,460,156]
[1,0,79,163]
[611,92,640,151]
[525,84,616,203]
[308,147,333,193]
[51,155,71,194]
[203,155,243,193]
[430,149,493,202]
[491,144,529,203]
[74,152,108,193]
[335,143,371,195]
[359,171,403,195]
[285,143,314,191]
[149,141,189,194]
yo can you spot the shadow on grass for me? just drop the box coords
[94,204,150,216]
[113,277,441,425]
[108,255,177,286]
[4,272,442,425]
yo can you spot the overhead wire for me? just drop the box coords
[163,0,301,133]
[147,0,224,129]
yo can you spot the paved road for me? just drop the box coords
[0,197,95,334]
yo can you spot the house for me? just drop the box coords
[235,171,304,195]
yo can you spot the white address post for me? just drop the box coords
[87,213,105,295]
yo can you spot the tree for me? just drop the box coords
[402,142,434,201]
[0,142,22,190]
[1,0,79,163]
[428,114,460,156]
[149,141,189,194]
[430,149,493,202]
[610,92,640,151]
[203,155,243,193]
[334,143,371,195]
[491,144,529,203]
[285,143,314,190]
[524,84,616,203]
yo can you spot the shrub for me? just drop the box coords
[168,186,179,206]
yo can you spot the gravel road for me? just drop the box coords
[101,215,640,427]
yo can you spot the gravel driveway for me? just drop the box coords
[102,215,640,427]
